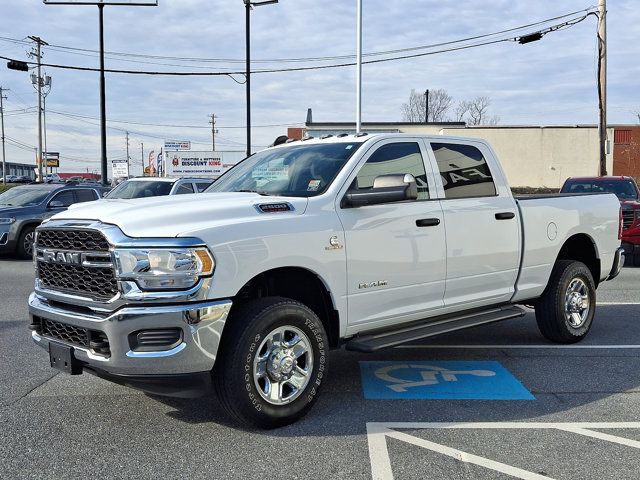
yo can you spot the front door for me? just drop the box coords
[337,139,447,332]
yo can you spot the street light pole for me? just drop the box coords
[98,4,108,185]
[0,87,8,185]
[355,0,362,134]
[244,0,278,157]
[245,1,251,157]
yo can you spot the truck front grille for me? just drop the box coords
[622,210,634,231]
[35,228,117,301]
[35,317,111,357]
[37,229,110,251]
[38,262,118,300]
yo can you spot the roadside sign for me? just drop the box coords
[43,152,60,168]
[360,361,534,400]
[111,159,129,178]
[164,140,191,151]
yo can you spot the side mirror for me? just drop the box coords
[48,200,65,209]
[342,173,418,208]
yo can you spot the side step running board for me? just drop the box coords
[345,305,526,352]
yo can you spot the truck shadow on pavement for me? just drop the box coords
[149,304,640,436]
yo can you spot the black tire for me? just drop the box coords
[634,253,640,268]
[535,260,596,343]
[213,296,329,429]
[17,225,36,259]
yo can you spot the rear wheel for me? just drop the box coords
[535,260,596,343]
[17,226,36,259]
[213,297,328,429]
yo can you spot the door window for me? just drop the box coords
[353,142,429,200]
[431,143,497,198]
[196,182,211,193]
[74,189,98,203]
[49,190,75,207]
[176,182,195,194]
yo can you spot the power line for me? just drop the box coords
[0,8,596,66]
[47,108,302,129]
[0,10,594,76]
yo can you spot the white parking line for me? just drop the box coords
[367,422,640,480]
[395,344,640,349]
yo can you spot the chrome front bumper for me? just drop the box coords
[29,292,232,376]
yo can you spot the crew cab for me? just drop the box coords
[27,134,624,428]
[561,176,640,266]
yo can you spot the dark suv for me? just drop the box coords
[0,183,107,258]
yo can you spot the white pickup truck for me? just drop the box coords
[28,134,624,428]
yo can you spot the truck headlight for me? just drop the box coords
[114,247,214,290]
[0,217,16,224]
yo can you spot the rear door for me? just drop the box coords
[336,139,446,331]
[427,140,520,307]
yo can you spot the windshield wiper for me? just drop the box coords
[236,189,271,196]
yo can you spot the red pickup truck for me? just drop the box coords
[561,176,640,266]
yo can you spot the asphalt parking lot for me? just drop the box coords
[0,258,639,479]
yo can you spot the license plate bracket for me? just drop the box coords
[49,342,82,375]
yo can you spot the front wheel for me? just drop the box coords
[17,226,36,259]
[213,297,329,429]
[535,260,596,343]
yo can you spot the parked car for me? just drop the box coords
[0,183,107,258]
[560,176,640,266]
[44,173,62,183]
[28,134,623,428]
[104,177,213,199]
[1,175,18,183]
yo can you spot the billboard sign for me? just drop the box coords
[164,140,191,151]
[166,151,244,178]
[111,160,129,178]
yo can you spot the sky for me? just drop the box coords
[0,0,638,175]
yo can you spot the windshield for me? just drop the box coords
[561,179,639,200]
[207,142,362,197]
[105,180,175,199]
[0,187,51,207]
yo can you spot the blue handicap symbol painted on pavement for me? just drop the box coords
[360,361,535,400]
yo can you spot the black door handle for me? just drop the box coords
[416,218,441,227]
[495,212,515,220]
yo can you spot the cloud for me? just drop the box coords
[0,0,638,172]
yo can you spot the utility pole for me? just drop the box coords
[209,114,218,152]
[140,142,144,176]
[597,0,607,176]
[28,36,47,182]
[125,131,130,170]
[0,87,8,185]
[424,89,430,123]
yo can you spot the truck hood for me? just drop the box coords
[51,192,308,238]
[0,206,33,217]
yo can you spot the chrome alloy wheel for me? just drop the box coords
[564,278,591,327]
[23,231,35,257]
[253,326,314,405]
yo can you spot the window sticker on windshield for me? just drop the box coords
[307,179,322,191]
[346,145,353,149]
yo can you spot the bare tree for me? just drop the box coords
[634,109,640,124]
[466,96,492,126]
[401,88,453,122]
[401,89,499,125]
